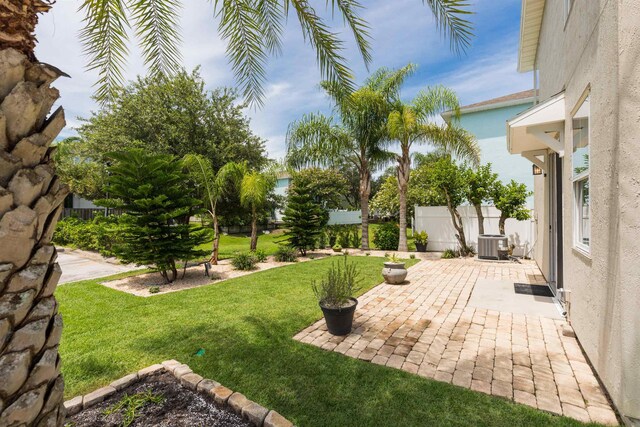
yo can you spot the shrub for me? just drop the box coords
[149,286,160,294]
[410,254,416,259]
[312,255,361,308]
[252,249,267,262]
[282,179,328,255]
[232,252,258,270]
[317,231,328,249]
[332,244,342,253]
[274,245,297,262]
[52,214,120,257]
[373,222,399,251]
[442,249,459,259]
[414,231,428,245]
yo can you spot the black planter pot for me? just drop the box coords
[320,298,358,335]
[415,242,428,252]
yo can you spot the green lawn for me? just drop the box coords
[57,257,592,427]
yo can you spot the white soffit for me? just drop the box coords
[518,0,545,72]
[507,92,565,155]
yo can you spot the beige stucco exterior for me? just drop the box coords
[518,0,640,421]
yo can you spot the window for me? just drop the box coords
[572,95,590,252]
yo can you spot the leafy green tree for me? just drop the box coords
[386,81,480,251]
[287,65,416,250]
[2,0,473,418]
[491,180,532,234]
[466,163,498,234]
[290,168,349,209]
[79,69,266,174]
[428,157,473,255]
[53,137,107,200]
[283,180,328,255]
[98,149,210,283]
[183,155,245,264]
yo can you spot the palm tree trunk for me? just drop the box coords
[211,213,220,265]
[0,46,69,426]
[475,204,485,235]
[359,168,371,251]
[397,152,410,252]
[250,206,258,251]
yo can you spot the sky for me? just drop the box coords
[35,0,532,160]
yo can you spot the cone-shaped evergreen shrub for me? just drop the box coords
[282,179,328,256]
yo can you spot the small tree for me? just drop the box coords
[491,180,532,234]
[283,180,328,255]
[466,163,498,235]
[99,149,209,283]
[291,167,349,209]
[429,157,473,255]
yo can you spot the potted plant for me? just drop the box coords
[414,231,428,252]
[382,253,408,284]
[312,255,361,335]
[332,244,343,253]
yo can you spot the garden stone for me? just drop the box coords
[161,359,181,372]
[109,373,138,390]
[82,386,116,409]
[211,385,233,405]
[173,364,192,378]
[180,373,203,390]
[264,410,294,427]
[138,363,164,378]
[196,378,220,394]
[63,396,83,416]
[228,392,251,413]
[242,402,269,426]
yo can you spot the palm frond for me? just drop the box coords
[413,85,461,120]
[331,0,372,66]
[286,0,354,94]
[128,0,183,78]
[365,63,416,99]
[419,123,480,167]
[255,0,284,54]
[422,0,474,54]
[80,0,130,104]
[286,113,353,169]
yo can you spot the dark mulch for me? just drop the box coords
[67,372,253,427]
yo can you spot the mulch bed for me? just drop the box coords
[66,372,252,427]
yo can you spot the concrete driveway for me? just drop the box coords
[57,249,139,284]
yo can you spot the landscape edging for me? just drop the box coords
[63,360,294,427]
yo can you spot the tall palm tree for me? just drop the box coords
[235,167,277,251]
[286,65,415,249]
[0,1,471,424]
[386,85,480,251]
[183,155,244,264]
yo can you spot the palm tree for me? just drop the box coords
[286,65,415,249]
[386,85,481,251]
[236,168,277,251]
[0,1,471,424]
[183,155,244,264]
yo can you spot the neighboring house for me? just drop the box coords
[444,89,535,206]
[273,172,292,223]
[507,1,639,423]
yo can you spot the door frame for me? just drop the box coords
[548,152,564,303]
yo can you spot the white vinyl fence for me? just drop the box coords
[328,210,362,225]
[414,206,535,256]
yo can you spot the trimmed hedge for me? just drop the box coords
[53,214,120,256]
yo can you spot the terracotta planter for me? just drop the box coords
[319,298,358,335]
[382,262,408,284]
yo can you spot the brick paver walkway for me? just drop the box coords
[294,258,618,425]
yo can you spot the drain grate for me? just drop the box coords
[514,283,554,297]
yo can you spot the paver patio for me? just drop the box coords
[294,258,618,425]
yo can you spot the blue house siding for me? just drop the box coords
[458,103,534,206]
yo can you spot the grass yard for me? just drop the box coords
[57,257,591,427]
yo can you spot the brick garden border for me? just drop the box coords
[63,360,294,427]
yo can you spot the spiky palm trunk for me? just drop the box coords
[359,157,371,251]
[1,3,69,425]
[396,150,410,252]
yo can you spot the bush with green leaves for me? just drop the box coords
[231,252,258,270]
[442,249,459,259]
[373,222,400,250]
[312,255,361,309]
[274,245,297,262]
[414,231,428,245]
[252,249,267,263]
[282,178,328,255]
[53,213,120,256]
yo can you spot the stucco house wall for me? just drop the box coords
[535,0,640,419]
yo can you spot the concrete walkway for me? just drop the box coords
[294,258,618,425]
[57,249,139,284]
